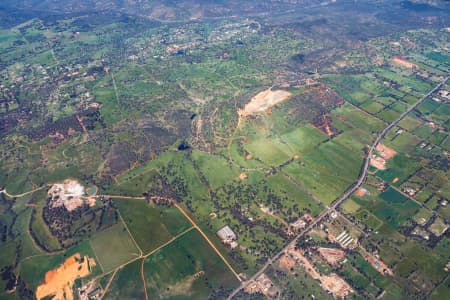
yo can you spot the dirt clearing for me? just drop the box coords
[48,179,96,211]
[370,144,397,170]
[391,56,419,69]
[287,246,353,298]
[239,89,292,116]
[36,253,96,300]
[318,247,346,265]
[239,173,248,180]
[376,143,396,159]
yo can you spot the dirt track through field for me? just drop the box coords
[174,203,242,282]
[141,258,149,300]
[1,185,47,198]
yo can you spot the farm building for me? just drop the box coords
[217,225,237,243]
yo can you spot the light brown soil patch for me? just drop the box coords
[239,173,248,180]
[318,247,346,265]
[392,177,399,183]
[239,89,292,116]
[376,144,397,159]
[36,253,96,300]
[288,246,352,298]
[370,156,386,170]
[355,188,367,197]
[279,254,296,272]
[246,154,253,160]
[391,56,419,69]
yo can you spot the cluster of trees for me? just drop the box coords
[42,198,117,248]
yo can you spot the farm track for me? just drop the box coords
[0,186,47,198]
[174,203,242,282]
[89,194,240,297]
[226,76,449,300]
[98,226,195,299]
[141,258,149,300]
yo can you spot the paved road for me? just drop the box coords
[227,76,448,299]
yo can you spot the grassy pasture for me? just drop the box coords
[284,141,362,204]
[89,222,140,272]
[355,209,383,231]
[383,130,420,153]
[360,100,384,114]
[280,124,328,155]
[191,150,240,190]
[372,188,420,229]
[114,199,190,253]
[228,140,266,169]
[108,168,161,196]
[398,114,421,131]
[12,208,43,259]
[29,190,61,252]
[332,104,385,134]
[143,230,239,299]
[104,259,145,300]
[430,275,450,300]
[30,207,61,252]
[266,173,323,216]
[341,198,361,214]
[376,69,432,93]
[377,152,421,185]
[377,108,401,123]
[323,74,385,105]
[244,138,292,166]
[332,129,371,155]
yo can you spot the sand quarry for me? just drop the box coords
[48,179,96,211]
[239,89,292,116]
[36,253,96,300]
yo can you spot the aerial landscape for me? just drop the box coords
[0,0,449,299]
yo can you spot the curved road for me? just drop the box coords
[227,76,448,299]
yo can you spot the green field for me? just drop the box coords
[89,222,140,272]
[191,150,241,190]
[372,188,420,229]
[266,173,323,216]
[284,141,362,204]
[244,138,292,166]
[280,124,328,155]
[115,199,191,253]
[341,198,361,214]
[143,230,239,299]
[104,260,145,300]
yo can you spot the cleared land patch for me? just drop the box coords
[239,89,292,116]
[36,253,96,300]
